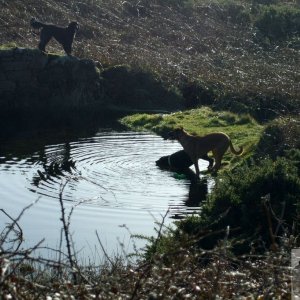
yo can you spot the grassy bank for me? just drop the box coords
[121,107,263,162]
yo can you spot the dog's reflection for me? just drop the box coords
[156,150,209,215]
[187,176,208,207]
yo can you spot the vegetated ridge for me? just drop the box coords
[1,0,299,119]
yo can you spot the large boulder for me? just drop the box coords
[0,48,105,114]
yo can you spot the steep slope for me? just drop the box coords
[1,0,299,116]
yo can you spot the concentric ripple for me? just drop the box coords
[31,131,201,212]
[0,130,211,258]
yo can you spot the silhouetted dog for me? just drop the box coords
[30,18,79,56]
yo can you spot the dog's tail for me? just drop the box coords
[229,140,243,155]
[30,18,45,29]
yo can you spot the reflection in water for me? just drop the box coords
[0,117,213,258]
[156,155,210,219]
[32,143,76,188]
[187,179,208,207]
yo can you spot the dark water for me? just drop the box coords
[0,118,212,261]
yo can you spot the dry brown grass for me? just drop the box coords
[0,0,299,103]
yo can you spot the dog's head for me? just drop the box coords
[30,17,41,30]
[168,127,185,140]
[156,155,169,168]
[68,21,79,32]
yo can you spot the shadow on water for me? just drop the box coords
[0,110,125,161]
[156,153,210,220]
[0,109,127,145]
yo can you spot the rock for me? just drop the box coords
[0,48,105,114]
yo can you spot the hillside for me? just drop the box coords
[1,0,299,119]
[1,1,300,298]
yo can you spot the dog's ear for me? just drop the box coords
[30,17,40,29]
[30,18,36,26]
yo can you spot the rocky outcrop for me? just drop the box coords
[0,48,105,114]
[0,47,184,117]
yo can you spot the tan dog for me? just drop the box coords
[168,127,243,175]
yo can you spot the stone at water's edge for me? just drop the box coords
[0,48,105,113]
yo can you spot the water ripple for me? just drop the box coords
[0,129,216,260]
[0,131,210,219]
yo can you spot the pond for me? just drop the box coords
[0,117,212,262]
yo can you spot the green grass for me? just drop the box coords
[0,42,18,49]
[120,107,263,166]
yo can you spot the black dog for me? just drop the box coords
[30,18,79,56]
[156,150,213,171]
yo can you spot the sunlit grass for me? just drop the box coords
[0,42,18,49]
[120,107,263,165]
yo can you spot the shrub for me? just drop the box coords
[172,155,300,254]
[255,117,300,159]
[213,91,297,122]
[101,65,184,110]
[195,157,300,252]
[252,0,278,4]
[180,80,217,108]
[255,5,300,40]
[220,1,251,25]
[154,0,190,7]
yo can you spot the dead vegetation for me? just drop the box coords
[0,0,299,109]
[0,203,293,299]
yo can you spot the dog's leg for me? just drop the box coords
[207,157,214,170]
[193,159,200,176]
[201,154,214,170]
[62,42,72,56]
[211,156,221,173]
[39,30,52,52]
[211,144,228,172]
